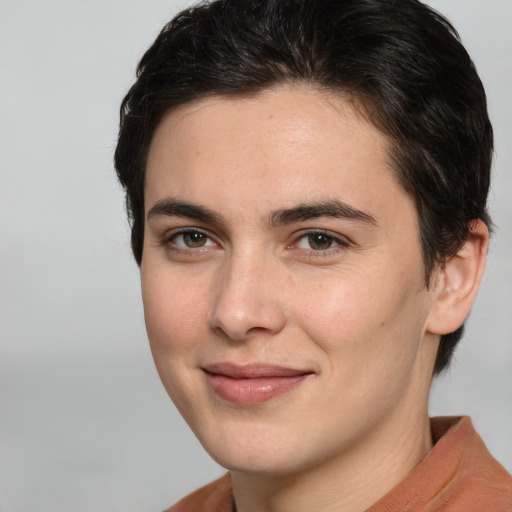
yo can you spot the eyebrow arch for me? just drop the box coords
[268,200,378,227]
[147,199,225,225]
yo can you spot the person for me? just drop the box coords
[114,0,512,510]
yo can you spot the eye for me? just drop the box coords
[294,231,348,252]
[168,229,217,249]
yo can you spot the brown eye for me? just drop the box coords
[294,231,347,253]
[183,232,207,248]
[170,230,215,249]
[307,233,336,250]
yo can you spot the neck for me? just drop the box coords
[231,405,433,512]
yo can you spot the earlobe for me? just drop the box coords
[426,220,489,335]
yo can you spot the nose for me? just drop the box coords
[209,253,287,341]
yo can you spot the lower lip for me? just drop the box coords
[206,373,309,404]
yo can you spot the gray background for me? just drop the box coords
[0,1,510,511]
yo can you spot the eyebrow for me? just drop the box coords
[268,200,378,227]
[147,199,225,225]
[147,198,377,228]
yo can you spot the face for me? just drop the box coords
[141,86,439,476]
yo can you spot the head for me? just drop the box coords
[115,0,492,377]
[115,0,493,482]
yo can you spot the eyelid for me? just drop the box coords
[289,229,350,254]
[162,226,220,249]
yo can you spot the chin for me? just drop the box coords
[212,449,309,477]
[196,421,325,477]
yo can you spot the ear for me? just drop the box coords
[426,220,489,336]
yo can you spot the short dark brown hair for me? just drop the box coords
[114,0,493,374]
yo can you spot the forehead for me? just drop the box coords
[144,86,415,233]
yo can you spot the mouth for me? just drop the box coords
[202,362,313,405]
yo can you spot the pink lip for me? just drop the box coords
[203,363,312,404]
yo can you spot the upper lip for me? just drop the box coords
[202,362,312,379]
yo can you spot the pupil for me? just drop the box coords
[309,233,331,250]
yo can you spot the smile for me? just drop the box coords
[202,363,313,405]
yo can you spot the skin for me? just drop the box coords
[141,86,488,512]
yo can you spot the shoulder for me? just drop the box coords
[432,416,512,510]
[368,416,512,511]
[164,473,233,512]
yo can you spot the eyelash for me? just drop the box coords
[291,230,349,257]
[162,228,219,252]
[160,228,349,257]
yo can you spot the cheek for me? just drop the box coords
[293,270,431,431]
[293,265,428,365]
[141,265,211,416]
[141,265,207,356]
